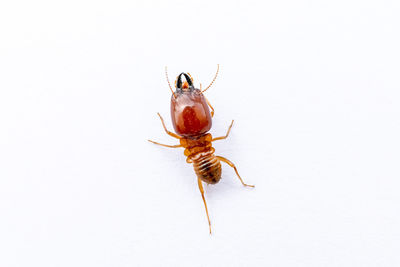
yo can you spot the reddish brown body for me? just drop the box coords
[170,76,221,185]
[180,133,221,184]
[148,67,254,234]
[171,89,212,137]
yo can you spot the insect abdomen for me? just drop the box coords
[192,152,222,184]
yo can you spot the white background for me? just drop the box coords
[1,0,399,266]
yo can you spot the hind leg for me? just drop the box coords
[197,178,212,234]
[217,156,255,187]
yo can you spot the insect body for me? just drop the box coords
[148,65,254,234]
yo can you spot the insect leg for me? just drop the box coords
[156,112,180,139]
[204,96,215,117]
[147,140,182,148]
[216,156,255,187]
[212,120,234,141]
[197,178,212,234]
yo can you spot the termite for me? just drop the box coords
[148,65,254,234]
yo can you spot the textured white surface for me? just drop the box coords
[1,0,400,266]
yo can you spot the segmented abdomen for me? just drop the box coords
[192,151,221,184]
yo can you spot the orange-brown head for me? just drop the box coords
[170,73,212,137]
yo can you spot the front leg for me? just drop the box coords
[156,112,181,139]
[204,96,215,118]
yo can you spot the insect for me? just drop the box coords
[148,65,254,234]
